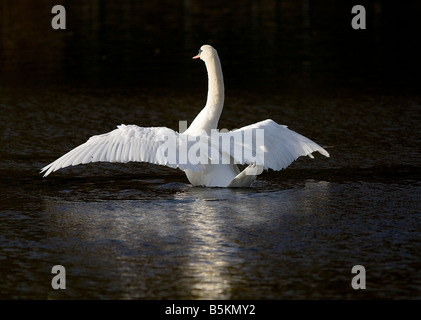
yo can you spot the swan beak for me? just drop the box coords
[192,53,200,59]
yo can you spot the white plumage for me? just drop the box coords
[41,45,329,187]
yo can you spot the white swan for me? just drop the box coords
[41,45,329,187]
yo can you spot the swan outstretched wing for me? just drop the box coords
[40,125,195,177]
[215,119,330,171]
[41,120,329,177]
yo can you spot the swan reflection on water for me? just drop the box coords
[42,179,331,299]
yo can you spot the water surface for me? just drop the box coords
[1,86,420,299]
[1,0,421,300]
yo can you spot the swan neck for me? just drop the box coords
[185,51,225,135]
[205,55,224,105]
[204,54,224,125]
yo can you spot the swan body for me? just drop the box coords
[41,45,329,187]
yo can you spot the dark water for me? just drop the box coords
[1,1,421,299]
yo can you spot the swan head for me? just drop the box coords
[192,45,217,62]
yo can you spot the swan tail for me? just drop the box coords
[227,163,262,188]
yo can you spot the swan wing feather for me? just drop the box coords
[216,119,329,171]
[40,125,198,177]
